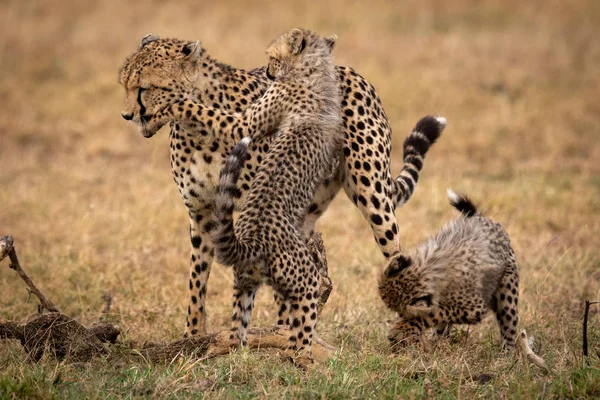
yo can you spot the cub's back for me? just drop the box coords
[434,215,513,304]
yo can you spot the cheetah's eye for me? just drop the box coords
[409,294,433,307]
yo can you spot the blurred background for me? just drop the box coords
[0,0,598,348]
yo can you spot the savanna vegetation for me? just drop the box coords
[1,0,598,398]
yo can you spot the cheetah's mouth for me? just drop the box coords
[139,102,174,138]
[140,113,172,139]
[140,115,165,138]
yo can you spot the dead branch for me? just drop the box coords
[0,235,59,313]
[0,235,121,362]
[583,300,599,358]
[584,300,590,357]
[138,326,334,365]
[517,329,548,372]
[0,233,335,365]
[139,232,337,365]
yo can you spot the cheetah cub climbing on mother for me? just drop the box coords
[211,29,343,361]
[379,189,519,349]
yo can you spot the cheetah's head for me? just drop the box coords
[379,254,438,319]
[265,28,337,82]
[119,34,203,138]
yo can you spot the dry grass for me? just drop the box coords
[1,0,599,398]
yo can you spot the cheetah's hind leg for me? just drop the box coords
[230,267,261,349]
[493,259,519,348]
[274,232,333,327]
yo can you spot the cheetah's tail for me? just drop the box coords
[211,137,257,267]
[446,188,478,217]
[393,116,446,207]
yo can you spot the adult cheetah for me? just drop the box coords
[119,33,445,337]
[378,189,520,348]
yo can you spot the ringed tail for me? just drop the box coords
[393,116,446,207]
[211,137,256,266]
[446,188,478,217]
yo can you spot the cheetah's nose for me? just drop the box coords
[121,113,134,121]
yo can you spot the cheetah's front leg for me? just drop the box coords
[184,210,216,337]
[388,318,425,347]
[159,91,289,144]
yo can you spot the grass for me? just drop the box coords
[0,0,599,398]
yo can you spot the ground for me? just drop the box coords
[0,0,599,398]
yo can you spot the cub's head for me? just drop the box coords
[265,28,337,81]
[378,254,437,318]
[119,34,203,138]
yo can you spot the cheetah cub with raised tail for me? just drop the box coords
[211,29,343,362]
[379,189,519,349]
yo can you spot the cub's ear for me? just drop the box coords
[139,34,160,49]
[181,40,202,60]
[287,28,305,55]
[386,254,412,278]
[325,34,337,51]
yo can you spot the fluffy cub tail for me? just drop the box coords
[211,137,256,266]
[393,116,446,207]
[446,188,478,217]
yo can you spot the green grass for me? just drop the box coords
[1,339,599,398]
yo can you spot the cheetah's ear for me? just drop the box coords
[287,28,305,55]
[139,34,160,49]
[386,255,412,278]
[325,34,337,51]
[181,40,202,60]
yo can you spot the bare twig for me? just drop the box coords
[517,329,548,372]
[0,235,59,313]
[583,300,600,358]
[139,325,335,365]
[0,233,335,366]
[0,235,14,261]
[0,235,121,362]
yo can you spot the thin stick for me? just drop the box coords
[0,235,59,313]
[583,300,600,358]
[584,300,590,357]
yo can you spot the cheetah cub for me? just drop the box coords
[379,189,519,348]
[211,29,343,362]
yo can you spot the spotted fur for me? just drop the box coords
[379,189,519,348]
[118,32,444,337]
[205,30,342,360]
